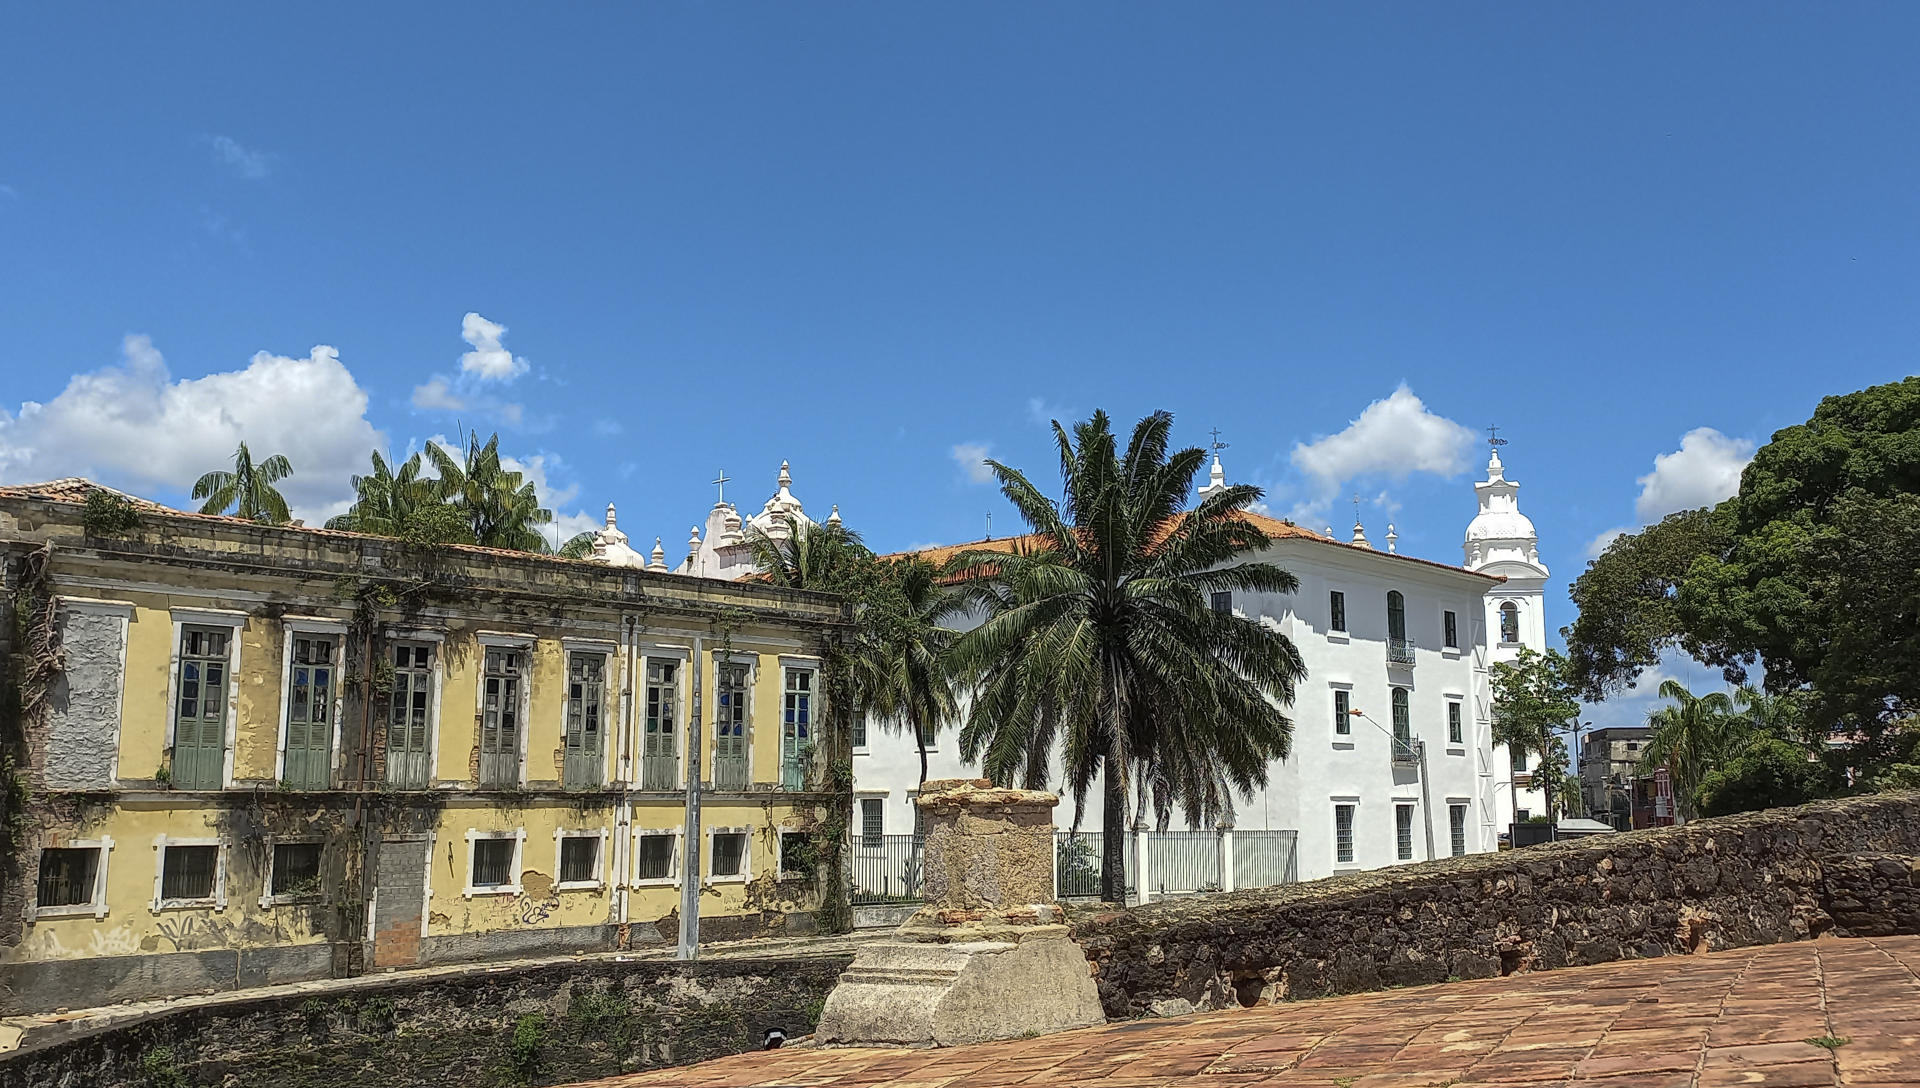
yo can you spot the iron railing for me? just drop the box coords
[850,834,924,905]
[1392,735,1420,766]
[1054,832,1105,898]
[1231,830,1299,890]
[1387,637,1415,665]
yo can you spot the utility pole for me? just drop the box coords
[677,634,704,960]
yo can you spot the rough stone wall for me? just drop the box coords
[5,954,851,1088]
[1071,792,1920,1019]
[44,607,123,789]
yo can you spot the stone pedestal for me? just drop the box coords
[816,779,1105,1047]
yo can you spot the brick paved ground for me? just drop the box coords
[587,935,1920,1088]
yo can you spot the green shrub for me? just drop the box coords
[1695,737,1829,817]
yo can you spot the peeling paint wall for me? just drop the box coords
[45,607,126,789]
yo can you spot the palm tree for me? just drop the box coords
[945,410,1306,902]
[1642,680,1735,821]
[557,532,597,559]
[423,431,554,551]
[192,442,294,523]
[325,451,430,534]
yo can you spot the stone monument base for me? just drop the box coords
[815,932,1105,1048]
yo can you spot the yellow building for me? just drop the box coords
[0,480,854,1014]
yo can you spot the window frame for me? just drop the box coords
[1446,699,1464,748]
[1210,590,1233,616]
[384,630,444,788]
[631,829,682,887]
[553,827,609,892]
[561,645,612,788]
[1449,802,1469,858]
[32,838,113,921]
[1333,801,1358,866]
[859,797,885,846]
[1394,803,1416,862]
[1331,685,1353,738]
[780,664,816,789]
[776,828,813,880]
[463,828,525,898]
[476,633,534,788]
[707,826,751,883]
[1390,687,1412,751]
[276,618,347,789]
[711,654,755,788]
[165,609,246,790]
[640,650,686,789]
[1328,589,1348,636]
[1442,609,1459,651]
[1498,601,1522,646]
[151,835,227,913]
[259,838,327,908]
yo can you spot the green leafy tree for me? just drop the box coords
[1694,736,1829,818]
[945,410,1306,902]
[192,442,294,523]
[1489,648,1581,826]
[325,451,431,535]
[1640,680,1734,821]
[1565,378,1920,750]
[423,431,554,551]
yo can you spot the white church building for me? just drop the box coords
[583,447,1555,895]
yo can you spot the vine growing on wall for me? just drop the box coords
[1,543,59,849]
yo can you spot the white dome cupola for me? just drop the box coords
[1463,446,1547,578]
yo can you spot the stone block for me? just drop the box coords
[815,936,1104,1047]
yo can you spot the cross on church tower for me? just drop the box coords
[1487,424,1508,449]
[1208,427,1230,457]
[711,469,731,504]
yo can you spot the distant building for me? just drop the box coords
[1579,726,1653,829]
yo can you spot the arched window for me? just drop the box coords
[1386,591,1406,641]
[1499,602,1520,644]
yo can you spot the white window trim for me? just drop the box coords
[475,636,534,788]
[1440,606,1462,655]
[151,835,227,913]
[639,654,688,790]
[1326,587,1350,641]
[1393,802,1418,863]
[706,825,751,884]
[383,635,446,788]
[258,836,328,909]
[55,598,133,786]
[275,619,349,786]
[31,836,114,921]
[781,664,817,772]
[560,647,614,788]
[1329,681,1355,741]
[775,825,812,880]
[553,827,610,892]
[856,794,888,844]
[164,609,245,789]
[1331,799,1360,869]
[464,828,525,898]
[710,652,757,788]
[631,828,683,888]
[1444,696,1467,754]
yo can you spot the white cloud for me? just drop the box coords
[458,312,529,382]
[1585,526,1632,560]
[1026,397,1072,428]
[208,135,271,180]
[0,335,383,524]
[592,418,622,437]
[411,376,467,413]
[1633,427,1755,523]
[951,442,995,485]
[1285,384,1476,521]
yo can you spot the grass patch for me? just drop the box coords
[1805,1035,1851,1050]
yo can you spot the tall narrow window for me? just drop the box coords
[1386,591,1406,640]
[387,642,434,788]
[479,647,525,787]
[563,652,606,788]
[852,714,868,749]
[781,668,813,790]
[1443,610,1458,649]
[860,798,884,846]
[1210,591,1232,615]
[283,635,336,789]
[1449,804,1468,857]
[918,718,936,749]
[1334,804,1355,864]
[642,659,679,789]
[1510,745,1528,773]
[1329,591,1347,633]
[1499,602,1520,644]
[1447,701,1463,746]
[1395,804,1415,861]
[713,662,750,789]
[1333,689,1351,736]
[1391,687,1412,760]
[172,626,231,789]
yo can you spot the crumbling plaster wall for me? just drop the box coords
[45,606,126,789]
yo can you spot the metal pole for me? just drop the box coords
[677,635,704,960]
[1416,740,1436,861]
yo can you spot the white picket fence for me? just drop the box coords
[1054,828,1299,903]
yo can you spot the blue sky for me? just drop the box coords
[3,6,1916,722]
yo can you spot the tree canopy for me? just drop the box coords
[1566,377,1920,747]
[1488,647,1581,821]
[192,442,294,524]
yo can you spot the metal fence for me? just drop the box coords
[1053,832,1106,898]
[850,833,924,905]
[1147,831,1223,897]
[1231,829,1299,890]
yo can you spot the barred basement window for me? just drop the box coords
[1449,804,1468,857]
[635,835,675,882]
[861,798,884,846]
[1334,804,1355,864]
[471,838,515,889]
[1395,804,1415,862]
[710,832,747,878]
[162,844,219,902]
[37,848,99,909]
[271,842,323,898]
[559,835,600,885]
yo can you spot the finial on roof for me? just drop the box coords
[1324,524,1334,538]
[1386,523,1398,554]
[648,537,667,571]
[605,502,617,529]
[1350,495,1371,548]
[778,460,792,488]
[826,504,841,526]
